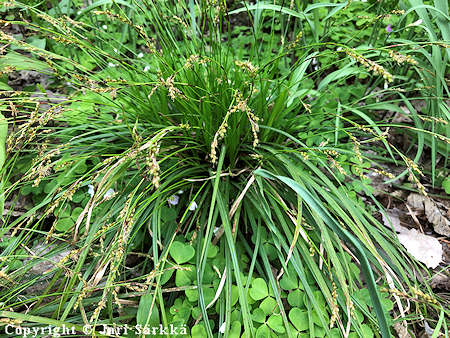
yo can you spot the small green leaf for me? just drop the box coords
[20,185,32,196]
[72,190,85,203]
[353,309,364,324]
[175,265,195,286]
[289,308,308,331]
[136,293,159,327]
[44,181,58,194]
[207,245,218,258]
[25,36,46,50]
[159,269,174,285]
[259,296,278,315]
[256,324,271,338]
[280,273,298,290]
[361,324,374,338]
[55,205,71,218]
[312,290,327,308]
[57,171,75,185]
[231,309,241,322]
[71,207,83,221]
[55,218,74,232]
[329,328,342,338]
[252,308,266,323]
[191,324,207,338]
[203,286,216,305]
[231,285,239,306]
[381,297,394,312]
[161,205,177,223]
[263,243,278,261]
[170,241,195,264]
[354,288,371,308]
[169,298,191,323]
[250,278,269,300]
[202,264,216,283]
[185,288,198,302]
[287,289,305,308]
[229,321,242,338]
[191,306,201,319]
[287,323,300,336]
[212,255,226,271]
[314,325,326,337]
[73,160,88,174]
[10,260,22,270]
[247,291,256,305]
[442,176,450,194]
[312,310,329,327]
[267,314,285,333]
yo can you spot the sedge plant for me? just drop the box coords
[0,0,448,336]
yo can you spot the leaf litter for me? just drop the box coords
[382,209,443,269]
[407,193,450,237]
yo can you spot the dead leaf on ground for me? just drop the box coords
[381,208,403,232]
[392,106,413,123]
[393,322,412,338]
[25,242,72,275]
[430,272,450,291]
[397,229,443,268]
[382,210,443,269]
[407,193,450,237]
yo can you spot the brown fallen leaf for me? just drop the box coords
[407,193,450,237]
[382,210,443,268]
[381,209,402,232]
[397,229,443,269]
[392,106,413,123]
[430,272,450,291]
[25,242,72,275]
[393,322,412,338]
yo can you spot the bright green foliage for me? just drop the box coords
[442,176,450,194]
[250,278,269,301]
[137,293,160,327]
[170,241,196,265]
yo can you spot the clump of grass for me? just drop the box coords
[0,0,448,336]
